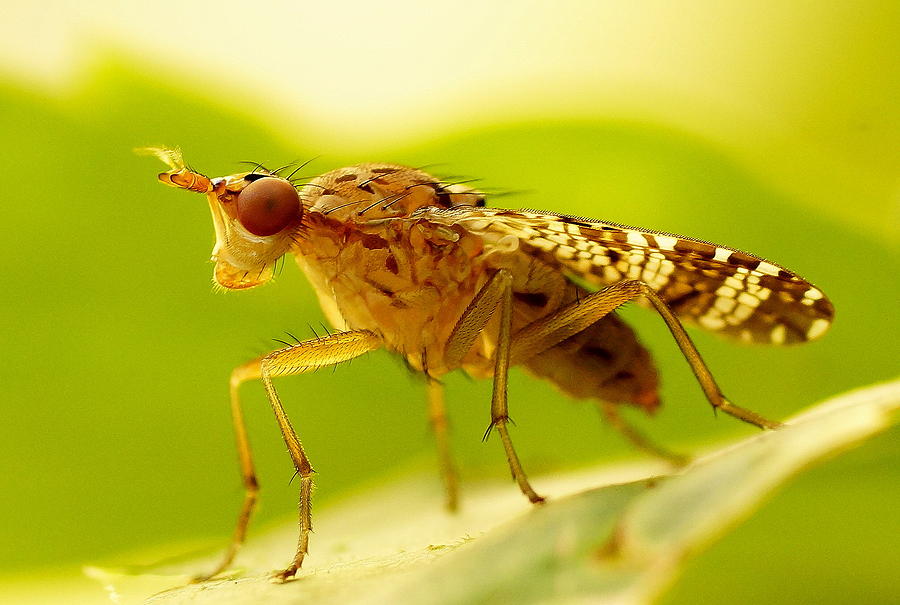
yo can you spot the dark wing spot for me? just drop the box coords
[358,183,374,194]
[608,231,629,244]
[675,240,717,259]
[814,298,834,316]
[727,251,759,268]
[758,274,785,291]
[335,173,358,182]
[665,288,702,311]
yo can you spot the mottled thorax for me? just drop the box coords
[291,164,491,374]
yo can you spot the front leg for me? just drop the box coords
[192,358,264,583]
[201,329,382,583]
[261,330,382,582]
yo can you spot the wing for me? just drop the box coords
[453,207,834,345]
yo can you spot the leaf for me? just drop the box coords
[88,379,899,604]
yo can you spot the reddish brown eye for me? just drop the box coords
[235,177,301,236]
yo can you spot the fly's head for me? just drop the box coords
[144,147,303,290]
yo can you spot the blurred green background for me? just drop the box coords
[0,2,897,603]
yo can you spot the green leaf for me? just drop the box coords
[88,380,898,604]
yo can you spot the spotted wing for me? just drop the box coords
[475,208,834,345]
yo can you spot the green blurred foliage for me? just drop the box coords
[0,60,896,603]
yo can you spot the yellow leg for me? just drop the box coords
[427,380,459,511]
[598,401,688,466]
[192,359,263,582]
[510,280,780,430]
[196,330,382,583]
[445,270,545,504]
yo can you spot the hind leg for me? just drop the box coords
[510,279,780,429]
[598,401,688,465]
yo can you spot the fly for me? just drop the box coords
[142,147,834,582]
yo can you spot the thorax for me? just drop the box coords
[293,209,492,375]
[289,164,575,377]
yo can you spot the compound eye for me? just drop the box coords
[235,177,301,236]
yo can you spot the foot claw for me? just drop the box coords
[667,453,691,467]
[270,566,299,583]
[482,421,497,442]
[190,571,221,584]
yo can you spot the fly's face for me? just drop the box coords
[203,170,303,290]
[146,147,303,290]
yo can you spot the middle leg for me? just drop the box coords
[427,379,459,511]
[445,269,545,504]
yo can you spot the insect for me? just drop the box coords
[144,146,833,582]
